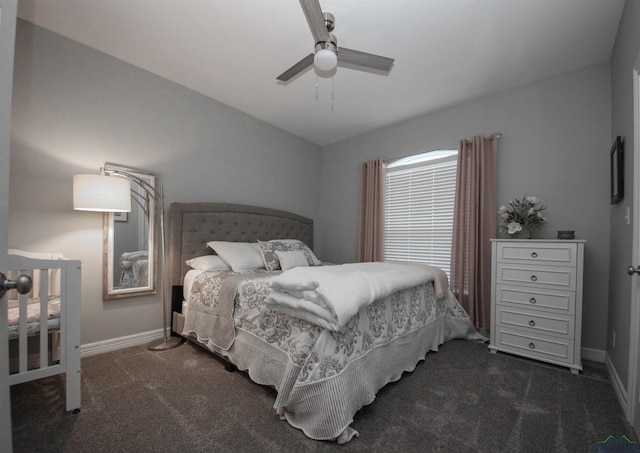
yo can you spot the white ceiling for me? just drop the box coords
[17,0,625,147]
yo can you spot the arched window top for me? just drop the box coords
[387,149,457,170]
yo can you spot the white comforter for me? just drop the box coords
[265,262,434,331]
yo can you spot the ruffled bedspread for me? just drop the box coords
[184,268,484,443]
[183,270,277,350]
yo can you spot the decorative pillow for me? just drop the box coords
[206,241,265,272]
[275,250,310,271]
[258,239,320,271]
[185,255,230,271]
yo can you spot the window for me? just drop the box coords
[384,150,458,275]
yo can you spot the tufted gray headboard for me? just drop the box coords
[168,202,314,287]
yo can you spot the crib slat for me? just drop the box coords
[59,268,66,367]
[18,270,28,374]
[39,269,48,370]
[0,296,7,379]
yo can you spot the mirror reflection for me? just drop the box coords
[103,163,157,299]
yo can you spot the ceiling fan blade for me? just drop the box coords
[276,53,315,82]
[299,0,331,43]
[338,47,395,72]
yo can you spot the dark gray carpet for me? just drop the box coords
[10,339,637,452]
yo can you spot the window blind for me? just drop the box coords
[384,154,457,275]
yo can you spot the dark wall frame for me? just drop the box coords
[611,136,624,204]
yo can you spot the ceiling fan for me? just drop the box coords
[276,0,395,82]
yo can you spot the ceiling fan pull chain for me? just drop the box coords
[331,76,335,112]
[315,75,319,102]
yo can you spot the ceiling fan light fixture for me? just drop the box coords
[313,49,338,71]
[314,48,337,72]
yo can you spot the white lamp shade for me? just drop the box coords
[73,174,132,212]
[314,49,338,72]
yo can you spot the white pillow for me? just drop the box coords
[275,250,310,271]
[185,255,230,271]
[207,241,265,272]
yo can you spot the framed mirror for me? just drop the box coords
[103,163,157,299]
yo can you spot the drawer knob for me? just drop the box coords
[531,252,538,258]
[529,297,537,304]
[529,320,536,326]
[528,342,536,349]
[530,275,538,282]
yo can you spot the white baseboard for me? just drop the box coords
[582,346,606,363]
[582,348,630,417]
[80,329,165,358]
[605,352,628,413]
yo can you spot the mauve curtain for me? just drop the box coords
[357,159,386,262]
[450,134,498,329]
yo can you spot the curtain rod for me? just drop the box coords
[462,132,502,143]
[357,133,502,168]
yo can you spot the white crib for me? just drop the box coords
[4,250,81,413]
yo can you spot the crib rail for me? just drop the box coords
[3,253,81,412]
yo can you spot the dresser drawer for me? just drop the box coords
[494,328,574,364]
[496,285,575,314]
[496,242,576,267]
[496,263,576,291]
[495,306,574,338]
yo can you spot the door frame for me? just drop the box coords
[628,58,640,434]
[0,0,17,450]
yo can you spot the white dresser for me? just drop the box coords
[489,239,586,374]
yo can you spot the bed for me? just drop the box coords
[4,249,82,413]
[168,202,483,443]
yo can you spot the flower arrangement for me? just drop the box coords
[498,195,546,237]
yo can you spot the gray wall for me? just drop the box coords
[9,20,321,345]
[317,62,612,352]
[608,0,640,391]
[10,17,619,358]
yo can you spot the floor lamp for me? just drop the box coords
[73,169,183,351]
